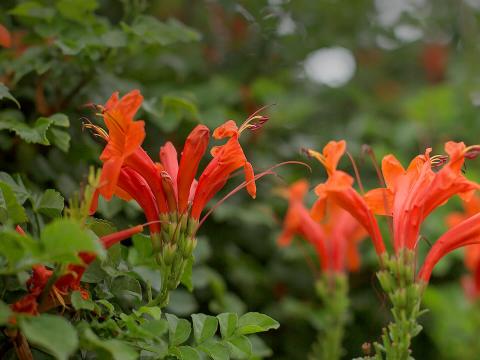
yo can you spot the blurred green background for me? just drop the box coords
[2,0,480,358]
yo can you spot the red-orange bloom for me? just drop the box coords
[190,120,256,219]
[98,90,145,199]
[364,141,479,252]
[0,24,11,48]
[309,141,385,256]
[90,90,264,232]
[11,225,143,315]
[445,195,480,299]
[177,125,210,213]
[278,179,366,272]
[418,212,480,283]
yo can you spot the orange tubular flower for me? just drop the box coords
[364,141,479,252]
[309,141,386,256]
[418,212,480,283]
[278,180,328,270]
[116,167,161,233]
[445,195,480,299]
[278,180,366,272]
[0,24,11,48]
[190,120,257,220]
[98,90,145,199]
[177,125,210,213]
[94,90,169,214]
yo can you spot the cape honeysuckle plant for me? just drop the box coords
[0,88,281,359]
[277,177,366,360]
[85,89,268,309]
[307,140,480,359]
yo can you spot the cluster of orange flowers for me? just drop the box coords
[87,90,260,232]
[11,89,267,315]
[278,140,480,298]
[12,88,480,318]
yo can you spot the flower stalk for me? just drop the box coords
[150,214,198,307]
[366,250,425,360]
[310,272,349,360]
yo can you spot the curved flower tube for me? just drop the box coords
[418,212,480,283]
[278,179,366,272]
[364,141,479,252]
[445,194,480,299]
[190,120,257,220]
[309,141,385,256]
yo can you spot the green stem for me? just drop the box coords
[364,250,425,360]
[148,215,197,309]
[309,272,349,360]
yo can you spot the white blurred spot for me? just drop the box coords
[376,34,399,50]
[394,24,423,42]
[304,47,356,87]
[375,0,426,26]
[465,0,480,9]
[277,14,296,36]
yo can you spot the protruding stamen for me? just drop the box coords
[304,148,330,173]
[82,118,109,141]
[238,105,272,134]
[346,151,365,194]
[464,145,480,160]
[362,144,393,235]
[196,161,310,233]
[430,154,448,168]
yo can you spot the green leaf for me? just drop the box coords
[131,233,153,259]
[19,314,78,360]
[86,218,117,237]
[0,230,38,271]
[180,256,194,292]
[34,189,64,218]
[0,300,12,325]
[166,313,192,346]
[56,0,98,23]
[171,345,202,360]
[0,182,27,224]
[102,30,127,48]
[235,312,279,335]
[134,306,162,320]
[48,113,70,127]
[0,172,29,204]
[141,319,169,338]
[0,112,52,145]
[217,313,238,339]
[80,325,137,360]
[192,314,218,344]
[71,291,95,311]
[227,336,252,359]
[124,15,200,46]
[40,219,104,263]
[48,128,71,152]
[9,1,55,20]
[0,83,20,108]
[198,339,229,360]
[111,275,143,307]
[0,111,70,149]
